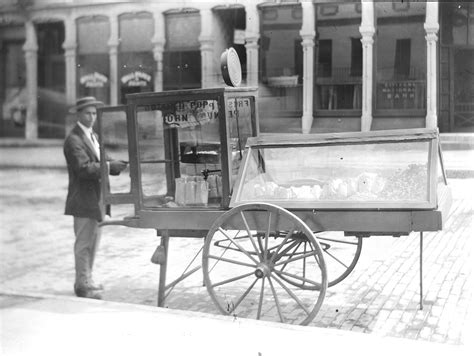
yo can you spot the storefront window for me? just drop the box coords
[164,10,201,90]
[119,12,154,103]
[441,1,474,46]
[375,2,426,114]
[314,2,362,113]
[77,16,110,104]
[258,4,303,118]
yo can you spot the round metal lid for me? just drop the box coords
[220,47,242,87]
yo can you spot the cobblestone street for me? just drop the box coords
[0,167,472,347]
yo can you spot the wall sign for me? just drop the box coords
[80,72,108,88]
[121,71,152,87]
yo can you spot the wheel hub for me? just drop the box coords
[254,263,272,278]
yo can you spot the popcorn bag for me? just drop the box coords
[175,176,209,206]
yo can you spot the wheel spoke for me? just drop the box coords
[240,212,262,259]
[270,273,311,316]
[324,249,349,269]
[272,239,300,264]
[278,241,302,273]
[210,270,255,288]
[273,269,320,287]
[273,250,319,267]
[267,277,285,323]
[264,212,272,260]
[271,228,295,261]
[207,254,256,268]
[257,277,265,320]
[228,278,259,313]
[218,227,259,264]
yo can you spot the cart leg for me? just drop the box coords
[157,230,170,307]
[419,231,423,310]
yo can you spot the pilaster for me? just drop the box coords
[23,20,38,139]
[244,2,259,87]
[425,1,439,129]
[359,0,375,132]
[199,9,214,88]
[300,1,315,134]
[108,14,119,105]
[152,11,165,92]
[63,16,77,107]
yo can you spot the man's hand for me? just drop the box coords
[109,160,127,176]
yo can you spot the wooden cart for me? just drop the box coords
[98,87,451,325]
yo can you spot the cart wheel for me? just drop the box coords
[316,232,362,287]
[202,203,327,325]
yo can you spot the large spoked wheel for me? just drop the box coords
[202,203,327,326]
[316,232,363,287]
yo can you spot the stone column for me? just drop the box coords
[359,0,375,132]
[244,2,259,87]
[108,15,119,105]
[300,1,315,134]
[23,20,38,139]
[425,1,439,129]
[152,11,165,92]
[199,9,214,88]
[63,17,77,106]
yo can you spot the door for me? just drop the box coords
[453,49,474,131]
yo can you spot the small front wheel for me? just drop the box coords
[202,203,327,325]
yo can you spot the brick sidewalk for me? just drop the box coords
[0,168,472,346]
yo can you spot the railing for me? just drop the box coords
[454,102,474,127]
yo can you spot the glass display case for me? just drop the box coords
[231,128,445,210]
[99,87,259,212]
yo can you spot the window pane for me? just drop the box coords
[375,2,426,112]
[235,141,430,204]
[136,99,223,208]
[314,2,362,111]
[100,109,131,194]
[259,5,303,117]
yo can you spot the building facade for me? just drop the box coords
[0,0,473,139]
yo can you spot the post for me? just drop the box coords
[245,2,260,87]
[425,2,439,129]
[300,1,315,134]
[152,11,165,92]
[359,0,375,132]
[419,231,424,310]
[23,20,38,139]
[157,230,169,307]
[108,15,119,105]
[199,8,215,89]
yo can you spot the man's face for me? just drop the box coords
[77,105,97,128]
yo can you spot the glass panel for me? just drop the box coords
[314,2,362,111]
[101,110,131,194]
[235,140,430,204]
[136,99,222,208]
[259,5,303,117]
[375,2,426,112]
[165,11,201,50]
[227,97,254,189]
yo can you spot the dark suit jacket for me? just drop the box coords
[64,124,105,221]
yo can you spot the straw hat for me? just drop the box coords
[69,96,104,113]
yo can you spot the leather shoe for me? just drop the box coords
[74,284,102,299]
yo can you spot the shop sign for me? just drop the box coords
[381,81,416,100]
[121,71,152,87]
[80,72,108,88]
[163,100,219,128]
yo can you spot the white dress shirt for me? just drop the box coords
[77,121,100,161]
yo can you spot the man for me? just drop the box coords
[64,96,127,299]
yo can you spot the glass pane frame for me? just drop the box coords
[124,88,258,211]
[97,105,136,207]
[231,129,441,210]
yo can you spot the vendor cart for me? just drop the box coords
[98,87,451,325]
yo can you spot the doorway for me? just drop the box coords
[453,49,474,132]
